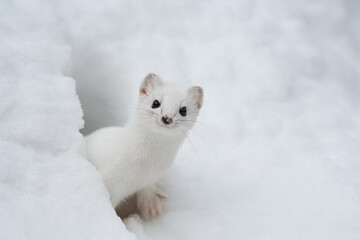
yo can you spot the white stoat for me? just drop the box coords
[85,73,203,219]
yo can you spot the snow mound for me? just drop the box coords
[0,1,134,239]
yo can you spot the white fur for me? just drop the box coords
[85,74,203,216]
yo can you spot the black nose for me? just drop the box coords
[161,116,173,125]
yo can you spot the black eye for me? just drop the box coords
[179,107,187,116]
[152,100,161,108]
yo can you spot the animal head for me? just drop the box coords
[136,73,203,135]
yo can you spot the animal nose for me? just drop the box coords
[161,116,173,125]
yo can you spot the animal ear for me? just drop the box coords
[140,73,163,95]
[188,86,203,109]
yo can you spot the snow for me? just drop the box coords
[1,0,360,239]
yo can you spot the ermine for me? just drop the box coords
[85,73,203,219]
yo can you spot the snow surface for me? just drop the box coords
[1,0,360,239]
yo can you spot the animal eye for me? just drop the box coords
[179,107,187,116]
[152,100,161,108]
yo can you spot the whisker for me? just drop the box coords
[175,122,217,157]
[176,122,208,143]
[175,124,205,169]
[131,106,160,121]
[131,107,213,155]
[179,119,207,127]
[177,119,208,133]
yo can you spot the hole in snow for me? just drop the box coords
[69,42,134,135]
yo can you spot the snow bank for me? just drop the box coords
[1,0,360,239]
[0,1,134,239]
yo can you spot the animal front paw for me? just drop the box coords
[136,186,167,219]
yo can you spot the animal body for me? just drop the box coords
[85,73,203,218]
